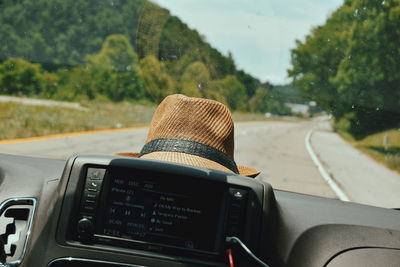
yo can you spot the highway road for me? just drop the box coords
[1,119,399,208]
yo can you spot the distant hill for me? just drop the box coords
[0,0,235,78]
[0,0,288,113]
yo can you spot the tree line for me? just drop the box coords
[0,0,291,114]
[288,0,400,138]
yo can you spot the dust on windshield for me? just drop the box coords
[0,0,399,208]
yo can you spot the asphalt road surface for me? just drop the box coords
[1,119,399,208]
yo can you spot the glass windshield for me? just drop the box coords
[0,0,399,208]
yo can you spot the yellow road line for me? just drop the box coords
[0,121,275,145]
[0,126,148,144]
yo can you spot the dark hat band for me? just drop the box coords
[140,138,239,174]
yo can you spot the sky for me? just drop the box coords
[154,0,343,85]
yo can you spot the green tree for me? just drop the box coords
[0,58,45,96]
[207,75,247,110]
[332,0,400,136]
[41,72,60,98]
[248,88,269,113]
[180,61,210,98]
[222,75,247,110]
[0,0,146,68]
[86,34,144,101]
[288,3,352,117]
[235,69,260,98]
[288,0,400,137]
[88,34,139,73]
[206,79,228,105]
[54,67,100,101]
[140,55,175,103]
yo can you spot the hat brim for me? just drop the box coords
[114,151,260,178]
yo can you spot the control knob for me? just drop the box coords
[77,217,94,236]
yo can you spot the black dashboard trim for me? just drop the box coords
[47,257,147,267]
[55,155,265,267]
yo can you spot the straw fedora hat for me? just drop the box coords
[116,94,260,177]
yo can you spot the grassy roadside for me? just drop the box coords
[337,127,400,173]
[0,101,156,140]
[0,100,284,141]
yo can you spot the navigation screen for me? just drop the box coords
[96,167,226,252]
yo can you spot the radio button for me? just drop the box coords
[87,168,106,180]
[85,199,96,204]
[86,179,102,192]
[85,192,98,201]
[77,217,94,235]
[82,201,96,212]
[229,188,248,200]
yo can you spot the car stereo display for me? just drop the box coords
[95,167,226,253]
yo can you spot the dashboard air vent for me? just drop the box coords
[0,198,36,266]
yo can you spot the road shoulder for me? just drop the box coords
[311,121,400,208]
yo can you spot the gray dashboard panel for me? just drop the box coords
[326,248,400,267]
[272,190,400,267]
[0,153,400,267]
[0,153,65,199]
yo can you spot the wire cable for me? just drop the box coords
[226,248,234,267]
[226,236,270,267]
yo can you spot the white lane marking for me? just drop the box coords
[305,129,350,201]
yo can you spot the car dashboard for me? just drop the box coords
[0,153,400,267]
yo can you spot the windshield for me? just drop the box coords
[0,0,399,209]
